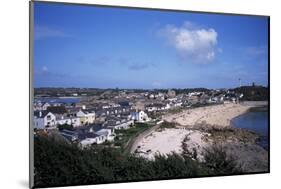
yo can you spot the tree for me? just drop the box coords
[57,123,74,131]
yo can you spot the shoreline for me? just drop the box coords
[163,103,253,128]
[133,102,268,172]
[230,106,269,150]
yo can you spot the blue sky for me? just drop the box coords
[34,2,269,89]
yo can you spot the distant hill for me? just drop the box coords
[172,88,211,94]
[232,86,269,101]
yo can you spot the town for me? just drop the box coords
[33,87,250,149]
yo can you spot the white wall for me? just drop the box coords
[71,117,81,127]
[80,138,98,147]
[57,118,72,126]
[43,113,56,127]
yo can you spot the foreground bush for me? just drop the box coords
[202,144,241,174]
[34,136,241,188]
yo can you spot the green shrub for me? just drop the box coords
[202,145,241,175]
[34,135,241,188]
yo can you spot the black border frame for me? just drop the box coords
[29,1,270,188]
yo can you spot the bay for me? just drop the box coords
[231,109,269,150]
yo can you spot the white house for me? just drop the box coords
[33,102,42,111]
[42,102,51,110]
[79,128,115,147]
[165,103,171,110]
[56,115,72,126]
[106,119,134,130]
[33,111,56,129]
[33,102,51,111]
[115,120,134,129]
[146,103,171,112]
[56,115,81,127]
[130,111,150,123]
[149,94,155,99]
[33,116,44,129]
[79,133,104,147]
[76,110,95,125]
[146,106,157,112]
[172,101,183,107]
[96,129,115,142]
[71,117,81,127]
[80,136,100,147]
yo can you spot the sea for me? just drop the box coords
[231,108,269,150]
[34,97,81,104]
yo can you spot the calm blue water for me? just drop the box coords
[231,110,268,150]
[35,97,81,104]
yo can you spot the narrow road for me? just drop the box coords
[129,123,162,153]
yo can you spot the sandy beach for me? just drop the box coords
[134,103,268,172]
[163,103,251,127]
[135,103,252,159]
[136,128,210,160]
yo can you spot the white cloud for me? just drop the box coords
[160,21,219,64]
[207,51,215,60]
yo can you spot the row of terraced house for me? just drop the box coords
[33,101,151,147]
